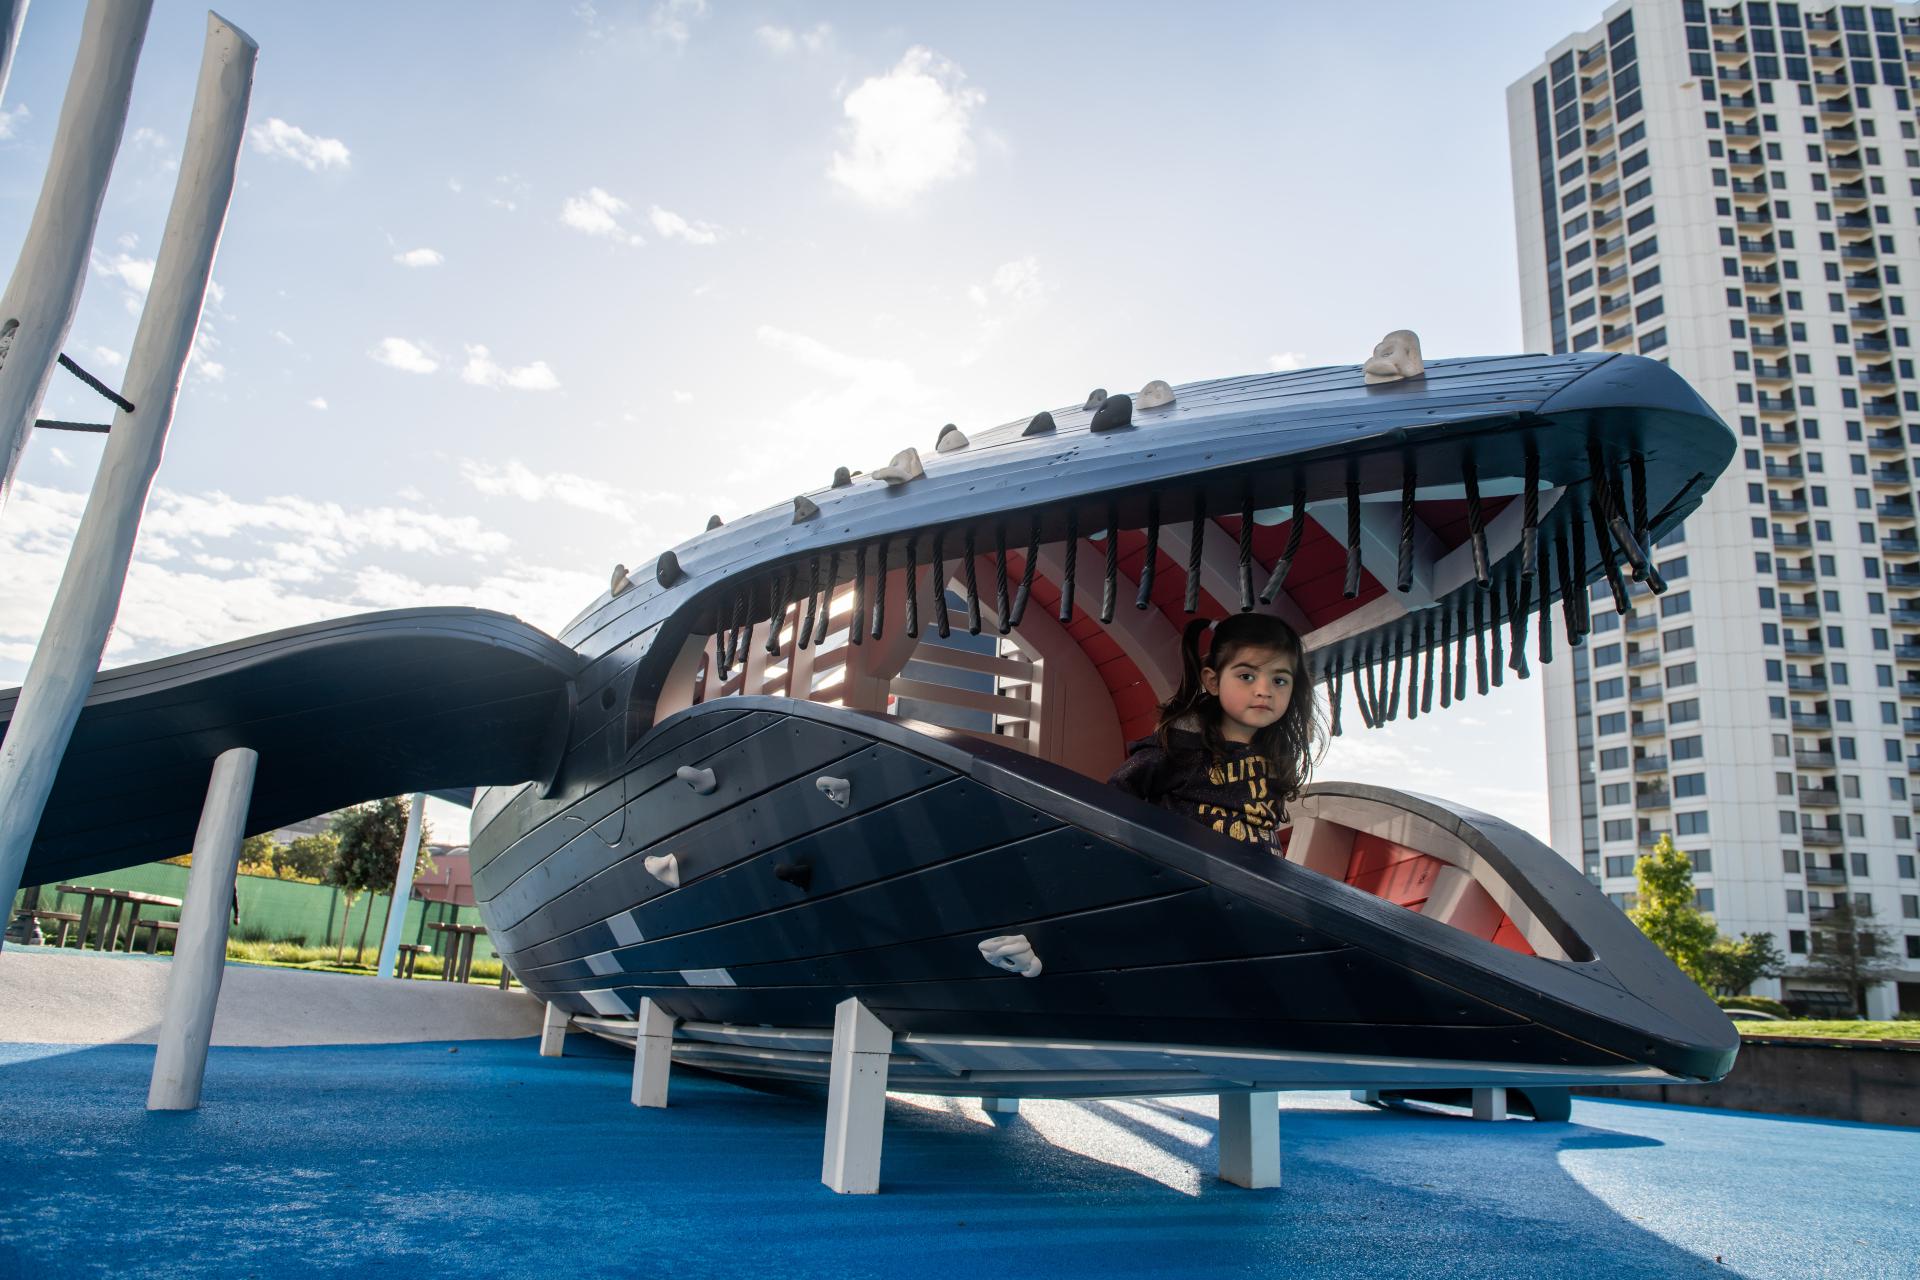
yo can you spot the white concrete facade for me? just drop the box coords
[1509,0,1920,1015]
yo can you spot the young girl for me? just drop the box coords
[1108,614,1322,847]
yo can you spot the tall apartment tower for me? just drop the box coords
[1508,0,1920,1017]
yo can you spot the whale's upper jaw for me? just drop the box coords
[558,352,1732,729]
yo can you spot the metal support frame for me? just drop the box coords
[1217,1090,1281,1189]
[821,996,892,1194]
[539,1001,569,1057]
[630,997,675,1109]
[146,746,256,1111]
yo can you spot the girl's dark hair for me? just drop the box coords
[1156,613,1323,810]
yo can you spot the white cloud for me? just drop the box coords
[49,447,71,467]
[307,396,328,410]
[271,330,294,346]
[989,257,1046,304]
[91,345,124,368]
[459,459,636,522]
[560,187,643,245]
[756,23,829,54]
[0,103,27,140]
[93,253,155,296]
[1267,351,1311,372]
[647,205,721,246]
[649,0,707,46]
[371,337,438,374]
[130,126,166,148]
[447,177,464,194]
[247,117,350,171]
[743,325,942,487]
[829,47,985,208]
[393,247,444,268]
[672,390,694,404]
[460,345,559,391]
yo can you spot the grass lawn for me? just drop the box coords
[223,939,512,985]
[1738,1020,1919,1042]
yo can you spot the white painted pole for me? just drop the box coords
[376,793,426,978]
[0,0,154,510]
[0,14,254,929]
[1218,1091,1281,1189]
[821,997,892,1194]
[630,997,675,1108]
[147,746,256,1111]
[539,1002,570,1056]
[1471,1087,1508,1122]
[0,1,30,109]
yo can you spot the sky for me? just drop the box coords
[0,0,1613,845]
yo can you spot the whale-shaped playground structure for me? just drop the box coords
[4,350,1742,1188]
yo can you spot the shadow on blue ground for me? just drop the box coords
[0,1038,1914,1279]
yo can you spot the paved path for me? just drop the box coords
[0,946,542,1046]
[0,1036,1913,1279]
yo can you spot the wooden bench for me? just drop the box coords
[396,943,431,978]
[133,919,180,954]
[9,909,82,948]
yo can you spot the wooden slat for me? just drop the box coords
[907,643,1035,681]
[889,677,1037,722]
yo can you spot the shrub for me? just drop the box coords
[1717,995,1790,1018]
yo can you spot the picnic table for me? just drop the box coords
[53,885,184,952]
[427,921,488,984]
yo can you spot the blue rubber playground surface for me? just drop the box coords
[0,1035,1913,1279]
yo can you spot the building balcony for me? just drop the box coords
[1585,122,1615,147]
[1753,362,1793,384]
[1792,711,1832,731]
[1748,302,1786,320]
[1799,787,1841,807]
[1788,673,1828,693]
[1631,719,1665,739]
[1628,647,1660,667]
[1859,368,1897,388]
[1880,499,1918,520]
[1795,749,1835,768]
[1865,399,1901,420]
[1592,206,1622,233]
[1806,866,1848,885]
[1775,564,1815,583]
[1590,178,1622,203]
[1802,828,1845,848]
[1841,242,1877,262]
[1602,324,1633,347]
[1904,15,1920,36]
[1750,330,1788,350]
[1596,263,1629,287]
[1735,209,1771,226]
[1581,71,1610,98]
[1844,272,1881,291]
[1625,612,1658,633]
[1638,828,1670,849]
[1721,65,1755,87]
[1723,92,1758,112]
[1742,267,1780,286]
[1724,120,1760,138]
[1738,235,1775,257]
[1585,96,1614,121]
[1894,606,1920,627]
[1892,567,1920,589]
[1901,677,1920,699]
[1635,789,1671,810]
[1634,754,1667,774]
[1778,601,1820,619]
[1823,125,1859,142]
[1807,14,1838,31]
[1833,186,1871,208]
[1729,179,1769,197]
[1595,235,1626,260]
[1852,307,1890,325]
[1874,466,1911,490]
[1600,293,1632,317]
[1727,147,1764,170]
[1580,42,1606,67]
[1630,683,1663,704]
[1897,642,1920,663]
[1905,713,1920,735]
[1784,636,1823,656]
[1773,529,1813,549]
[1768,495,1808,514]
[1811,41,1845,62]
[1836,212,1874,231]
[1909,753,1920,774]
[1868,428,1905,452]
[1882,532,1920,555]
[1818,98,1854,117]
[1830,154,1865,172]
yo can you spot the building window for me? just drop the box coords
[1676,811,1710,836]
[1675,772,1707,799]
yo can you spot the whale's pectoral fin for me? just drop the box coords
[1,607,581,885]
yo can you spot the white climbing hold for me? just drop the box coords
[610,564,632,597]
[978,934,1042,978]
[872,447,925,486]
[935,423,969,454]
[676,765,717,795]
[1362,330,1425,384]
[816,776,851,807]
[644,853,681,888]
[1136,379,1175,410]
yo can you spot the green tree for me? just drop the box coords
[1697,930,1785,997]
[275,831,337,883]
[327,799,430,967]
[1803,899,1901,1016]
[1627,837,1718,985]
[237,832,279,877]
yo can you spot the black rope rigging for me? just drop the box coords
[963,530,982,636]
[931,531,951,639]
[765,565,791,657]
[1386,642,1403,722]
[1059,509,1079,622]
[1522,449,1541,583]
[872,541,888,640]
[799,556,821,650]
[1438,608,1454,710]
[1184,494,1205,613]
[1489,578,1505,689]
[56,352,134,414]
[851,547,867,647]
[1101,503,1120,623]
[904,537,920,639]
[1555,531,1578,649]
[1473,588,1489,697]
[1464,461,1491,589]
[1343,478,1363,599]
[1328,660,1344,737]
[1421,613,1437,714]
[1396,465,1417,593]
[1453,595,1468,702]
[813,552,838,647]
[1537,536,1554,666]
[1136,495,1160,610]
[1406,621,1421,721]
[1010,514,1040,626]
[1237,492,1254,613]
[994,525,1011,633]
[1259,490,1305,605]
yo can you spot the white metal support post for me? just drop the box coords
[629,997,675,1108]
[821,997,891,1194]
[147,746,256,1111]
[0,0,30,108]
[981,1096,1019,1115]
[1217,1091,1281,1189]
[1472,1087,1508,1122]
[539,1002,570,1056]
[0,0,155,510]
[0,13,254,928]
[375,793,426,978]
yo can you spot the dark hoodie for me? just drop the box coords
[1106,725,1282,847]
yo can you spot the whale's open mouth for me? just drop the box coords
[587,352,1733,772]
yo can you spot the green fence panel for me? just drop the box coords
[15,865,498,964]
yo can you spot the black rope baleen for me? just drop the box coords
[1464,461,1491,588]
[1136,494,1160,609]
[1406,619,1422,720]
[1237,493,1255,612]
[904,536,921,639]
[1102,503,1120,623]
[1259,490,1305,605]
[1059,510,1079,622]
[1397,465,1417,593]
[1328,659,1344,737]
[813,551,838,647]
[1010,514,1040,626]
[799,556,822,650]
[850,547,867,647]
[994,525,1010,633]
[963,530,982,636]
[930,531,951,639]
[872,541,889,640]
[1521,450,1540,583]
[1342,478,1363,598]
[765,564,791,657]
[1184,495,1205,613]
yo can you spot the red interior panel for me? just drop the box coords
[1341,832,1535,956]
